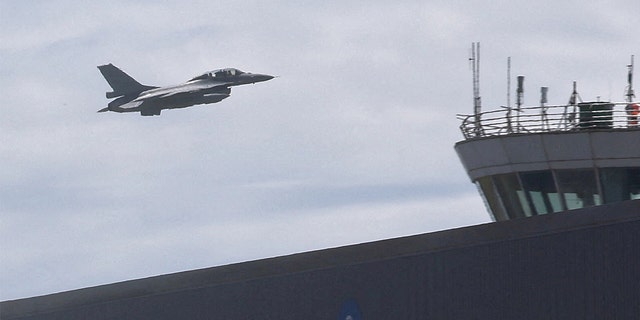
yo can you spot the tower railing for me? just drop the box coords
[457,102,640,139]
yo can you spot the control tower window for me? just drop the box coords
[474,167,640,221]
[476,177,508,221]
[600,167,640,203]
[519,171,563,214]
[556,169,601,210]
[631,168,640,199]
[493,173,531,219]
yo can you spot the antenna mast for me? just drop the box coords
[562,81,581,128]
[505,57,513,133]
[515,75,525,132]
[626,55,635,103]
[625,55,638,127]
[470,42,482,136]
[516,76,525,110]
[507,57,511,109]
[540,86,549,129]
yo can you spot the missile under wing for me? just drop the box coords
[97,64,273,116]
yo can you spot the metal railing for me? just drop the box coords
[457,102,640,139]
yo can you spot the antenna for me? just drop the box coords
[516,75,525,109]
[626,55,635,103]
[515,75,525,132]
[562,81,581,127]
[568,81,582,105]
[507,57,511,109]
[470,42,482,136]
[540,87,548,104]
[506,57,513,133]
[540,86,549,129]
[625,55,638,127]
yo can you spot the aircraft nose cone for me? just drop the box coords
[253,74,274,82]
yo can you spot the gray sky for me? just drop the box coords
[1,0,638,300]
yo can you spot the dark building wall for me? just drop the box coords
[3,200,640,320]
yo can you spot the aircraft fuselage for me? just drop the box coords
[98,64,273,116]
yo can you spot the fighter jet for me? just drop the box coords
[97,64,273,116]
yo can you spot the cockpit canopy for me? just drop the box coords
[189,68,245,81]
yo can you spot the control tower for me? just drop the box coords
[456,49,640,221]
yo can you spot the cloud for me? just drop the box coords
[1,190,486,299]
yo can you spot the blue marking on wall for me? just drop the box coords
[338,299,362,320]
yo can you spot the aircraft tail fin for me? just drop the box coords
[98,64,157,98]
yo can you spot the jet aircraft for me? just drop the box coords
[97,64,273,116]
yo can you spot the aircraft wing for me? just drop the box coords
[153,91,192,99]
[136,81,231,101]
[117,100,144,110]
